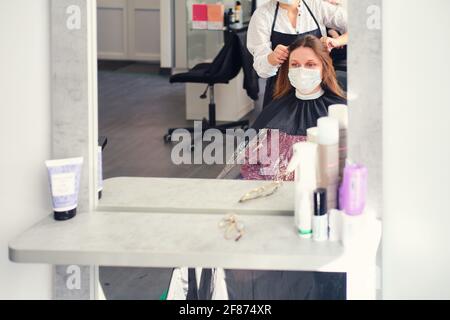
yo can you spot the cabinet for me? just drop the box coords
[185,0,253,68]
[182,0,255,121]
[97,0,161,62]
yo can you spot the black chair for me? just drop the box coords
[164,32,250,143]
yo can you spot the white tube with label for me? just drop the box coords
[287,142,318,239]
[317,117,340,210]
[328,209,343,242]
[45,157,83,221]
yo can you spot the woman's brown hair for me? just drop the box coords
[273,35,345,99]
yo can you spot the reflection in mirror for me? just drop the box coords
[98,0,258,180]
[98,0,347,181]
[95,0,351,300]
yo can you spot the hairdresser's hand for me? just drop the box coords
[328,29,340,39]
[321,36,341,52]
[268,44,289,66]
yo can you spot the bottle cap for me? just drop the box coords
[314,188,327,216]
[318,117,339,145]
[54,208,77,221]
[306,127,318,143]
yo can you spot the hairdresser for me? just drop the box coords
[247,0,347,107]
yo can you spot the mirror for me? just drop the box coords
[97,0,349,183]
[95,0,351,300]
[50,0,382,300]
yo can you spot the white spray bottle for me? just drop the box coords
[287,142,318,239]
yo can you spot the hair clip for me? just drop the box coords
[239,180,283,203]
[239,167,291,203]
[218,214,245,242]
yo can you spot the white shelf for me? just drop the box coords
[9,176,382,299]
[10,211,351,272]
[98,177,295,215]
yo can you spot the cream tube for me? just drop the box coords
[288,142,318,239]
[45,157,83,221]
[328,105,349,179]
[317,117,340,210]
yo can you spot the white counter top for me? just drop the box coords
[9,211,354,272]
[10,176,381,299]
[99,177,295,216]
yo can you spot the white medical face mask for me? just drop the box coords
[288,67,322,95]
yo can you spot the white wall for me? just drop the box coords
[383,0,450,299]
[0,0,52,299]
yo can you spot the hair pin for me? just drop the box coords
[218,214,245,242]
[239,181,283,203]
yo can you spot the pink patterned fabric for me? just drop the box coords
[240,129,307,181]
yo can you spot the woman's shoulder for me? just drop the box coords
[248,1,274,31]
[303,0,332,19]
[323,90,348,105]
[258,92,296,115]
[253,0,277,18]
[251,91,297,129]
[303,0,323,12]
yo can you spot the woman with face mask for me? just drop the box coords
[204,37,347,301]
[247,0,347,108]
[179,38,346,301]
[241,35,346,181]
[254,35,345,133]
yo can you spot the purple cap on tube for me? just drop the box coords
[339,163,368,216]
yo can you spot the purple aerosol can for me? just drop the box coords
[339,163,368,216]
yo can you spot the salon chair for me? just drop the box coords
[164,32,250,143]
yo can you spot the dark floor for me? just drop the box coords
[97,61,264,300]
[98,61,262,180]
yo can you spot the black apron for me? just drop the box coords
[262,1,323,108]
